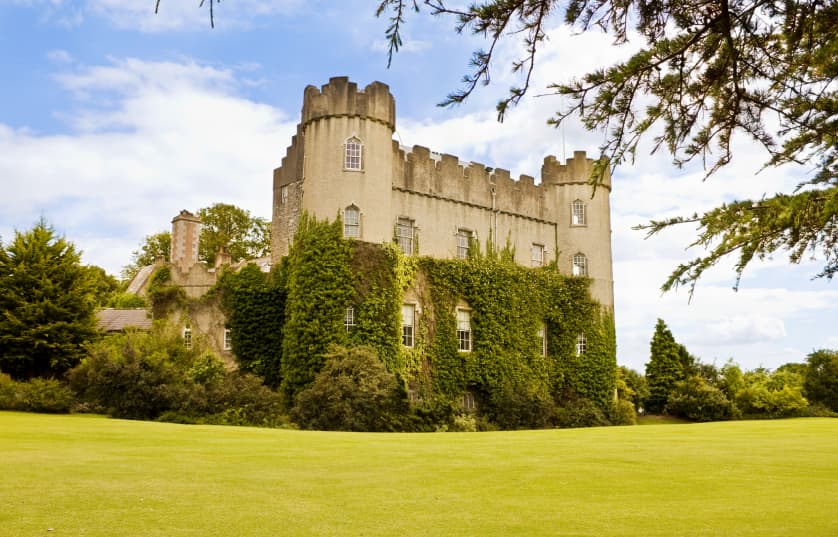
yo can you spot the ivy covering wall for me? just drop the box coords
[217,212,617,425]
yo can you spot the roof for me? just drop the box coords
[96,308,152,332]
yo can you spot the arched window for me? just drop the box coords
[572,253,588,276]
[344,137,362,170]
[576,333,587,356]
[344,205,360,238]
[572,199,587,226]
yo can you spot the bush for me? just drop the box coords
[666,375,735,422]
[483,380,557,430]
[290,346,409,431]
[556,398,609,428]
[804,349,838,412]
[0,374,75,413]
[607,399,637,425]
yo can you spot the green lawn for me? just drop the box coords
[1,413,835,536]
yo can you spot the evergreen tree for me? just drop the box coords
[804,349,838,412]
[644,319,684,413]
[0,220,98,379]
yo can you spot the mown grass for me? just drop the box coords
[1,412,835,536]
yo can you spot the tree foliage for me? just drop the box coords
[803,349,838,411]
[0,220,99,380]
[197,203,271,266]
[122,231,171,280]
[374,0,838,292]
[644,319,684,413]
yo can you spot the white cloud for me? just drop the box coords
[0,57,297,276]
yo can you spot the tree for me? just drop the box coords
[197,203,271,266]
[85,265,121,307]
[803,349,838,411]
[0,220,99,380]
[121,231,171,280]
[644,319,684,413]
[373,0,838,293]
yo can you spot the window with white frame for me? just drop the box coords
[457,308,472,352]
[572,199,587,226]
[345,306,355,330]
[396,217,415,255]
[531,243,545,267]
[456,228,473,259]
[572,253,588,276]
[183,326,192,350]
[462,391,477,411]
[576,333,587,356]
[344,137,362,170]
[402,304,415,347]
[344,205,360,238]
[538,324,547,356]
[223,328,232,351]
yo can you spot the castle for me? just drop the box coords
[128,77,615,393]
[272,77,614,308]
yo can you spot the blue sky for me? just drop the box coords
[2,0,836,372]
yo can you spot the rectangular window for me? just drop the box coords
[576,333,587,356]
[531,243,545,267]
[402,304,415,347]
[280,185,289,205]
[462,391,476,411]
[572,200,587,226]
[183,326,192,350]
[538,324,547,356]
[572,253,588,276]
[457,309,471,352]
[345,138,362,170]
[396,217,415,255]
[345,306,355,330]
[456,229,473,259]
[344,207,360,238]
[223,328,232,351]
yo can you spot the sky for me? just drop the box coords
[2,0,836,373]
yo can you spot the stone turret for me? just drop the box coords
[171,210,201,273]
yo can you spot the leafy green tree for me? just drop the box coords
[666,375,734,422]
[197,203,271,266]
[644,319,684,413]
[0,220,99,379]
[735,368,808,417]
[803,349,838,412]
[121,231,171,280]
[372,0,838,292]
[85,265,121,307]
[617,366,648,413]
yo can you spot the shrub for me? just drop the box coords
[804,349,838,412]
[483,380,557,430]
[0,374,75,413]
[607,399,637,425]
[556,398,609,428]
[290,345,409,431]
[666,375,735,422]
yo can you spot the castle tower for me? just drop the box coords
[542,151,614,309]
[272,76,397,259]
[171,209,202,272]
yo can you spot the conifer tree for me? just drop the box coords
[645,319,684,413]
[0,220,98,379]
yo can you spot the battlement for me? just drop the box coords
[392,143,606,218]
[301,76,396,130]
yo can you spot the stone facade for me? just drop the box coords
[272,77,614,308]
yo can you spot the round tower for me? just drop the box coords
[296,77,397,246]
[542,151,614,309]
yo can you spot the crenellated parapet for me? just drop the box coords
[542,151,611,190]
[301,76,395,131]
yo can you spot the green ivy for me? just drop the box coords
[147,266,186,318]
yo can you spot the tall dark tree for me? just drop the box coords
[645,319,684,413]
[0,220,99,379]
[803,349,838,412]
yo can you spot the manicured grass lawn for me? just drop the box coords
[1,413,836,536]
